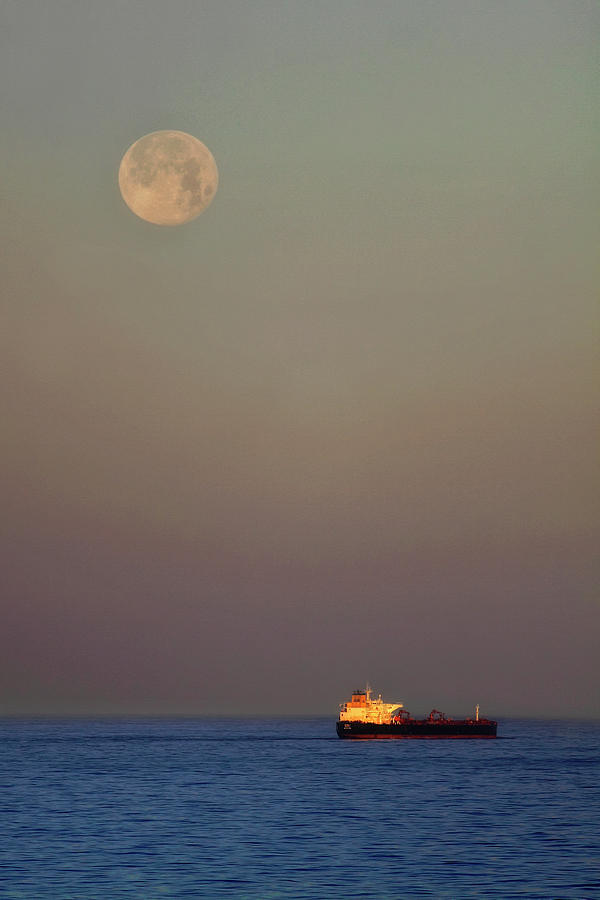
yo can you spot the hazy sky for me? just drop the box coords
[2,0,598,716]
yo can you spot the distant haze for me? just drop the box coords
[2,1,598,717]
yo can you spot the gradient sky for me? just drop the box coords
[2,0,598,716]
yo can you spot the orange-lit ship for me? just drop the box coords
[337,686,497,739]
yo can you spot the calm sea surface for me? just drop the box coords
[1,717,598,899]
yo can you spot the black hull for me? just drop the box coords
[336,720,497,739]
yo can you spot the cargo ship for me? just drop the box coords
[336,686,497,739]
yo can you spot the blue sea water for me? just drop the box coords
[1,718,598,899]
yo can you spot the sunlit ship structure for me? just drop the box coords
[337,686,497,739]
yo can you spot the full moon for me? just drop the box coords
[118,130,218,225]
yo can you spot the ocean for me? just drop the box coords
[1,717,598,899]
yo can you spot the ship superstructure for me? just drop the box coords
[338,685,403,725]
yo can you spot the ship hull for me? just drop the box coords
[336,720,497,739]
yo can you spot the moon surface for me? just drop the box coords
[118,130,218,225]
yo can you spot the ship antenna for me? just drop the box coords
[475,703,480,722]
